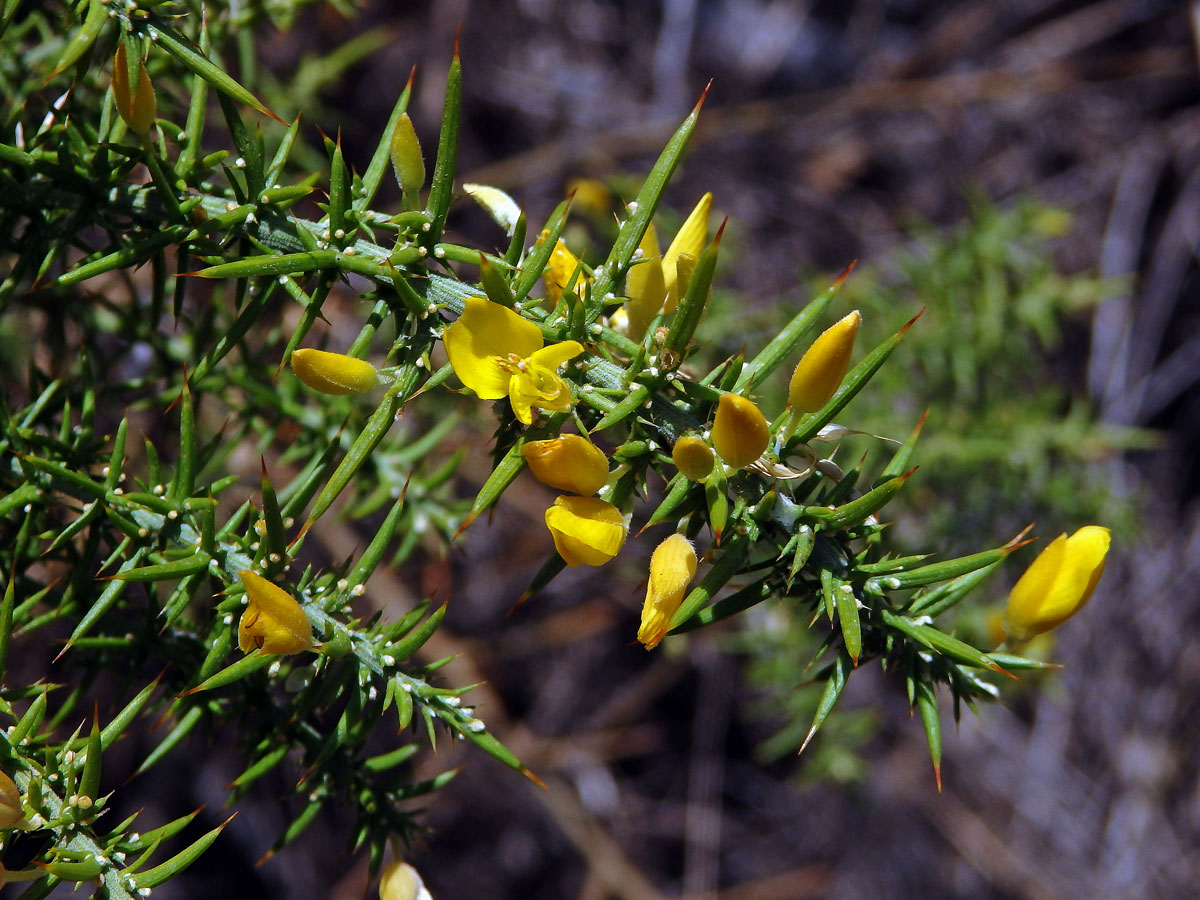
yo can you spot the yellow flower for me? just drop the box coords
[290,349,379,395]
[544,496,627,567]
[238,571,313,655]
[672,435,714,481]
[521,434,609,496]
[711,393,769,469]
[444,296,584,425]
[788,310,862,413]
[545,234,585,305]
[638,534,698,649]
[379,861,432,900]
[663,193,712,313]
[1003,526,1110,642]
[0,771,23,829]
[617,226,667,341]
[566,177,612,219]
[113,43,156,135]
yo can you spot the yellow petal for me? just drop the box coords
[638,534,698,649]
[0,771,23,829]
[291,349,379,395]
[112,44,134,129]
[1003,526,1110,641]
[528,340,584,373]
[672,435,715,481]
[130,57,157,134]
[663,192,711,313]
[444,296,543,399]
[546,239,583,305]
[711,393,769,469]
[521,434,609,495]
[544,496,627,567]
[113,44,155,135]
[464,183,522,236]
[238,570,313,655]
[509,367,572,424]
[566,177,612,218]
[507,340,584,424]
[622,226,666,341]
[379,861,431,900]
[788,311,861,412]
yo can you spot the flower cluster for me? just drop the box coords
[262,85,1113,796]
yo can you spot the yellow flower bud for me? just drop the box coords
[566,177,612,218]
[638,534,698,650]
[1003,526,1110,642]
[390,113,425,208]
[544,496,627,567]
[545,237,583,305]
[521,434,609,496]
[619,225,666,342]
[0,771,23,829]
[291,348,379,395]
[663,192,711,313]
[788,311,862,412]
[711,393,769,469]
[379,861,432,900]
[238,571,313,655]
[113,43,156,135]
[672,435,714,481]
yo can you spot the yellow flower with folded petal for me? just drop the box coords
[113,43,156,135]
[544,496,627,567]
[0,771,24,829]
[638,534,698,650]
[291,349,379,395]
[521,434,609,496]
[711,393,769,469]
[788,310,861,413]
[238,570,313,655]
[672,434,714,481]
[1003,526,1110,642]
[444,296,584,425]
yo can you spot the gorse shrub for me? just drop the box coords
[0,2,1110,895]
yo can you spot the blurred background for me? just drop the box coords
[85,1,1200,898]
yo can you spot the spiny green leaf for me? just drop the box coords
[130,814,234,889]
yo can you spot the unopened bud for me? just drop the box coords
[390,113,425,208]
[711,393,769,469]
[291,348,379,395]
[788,311,861,412]
[0,770,23,828]
[638,534,698,649]
[672,435,715,481]
[1003,526,1110,642]
[663,192,712,312]
[113,42,156,135]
